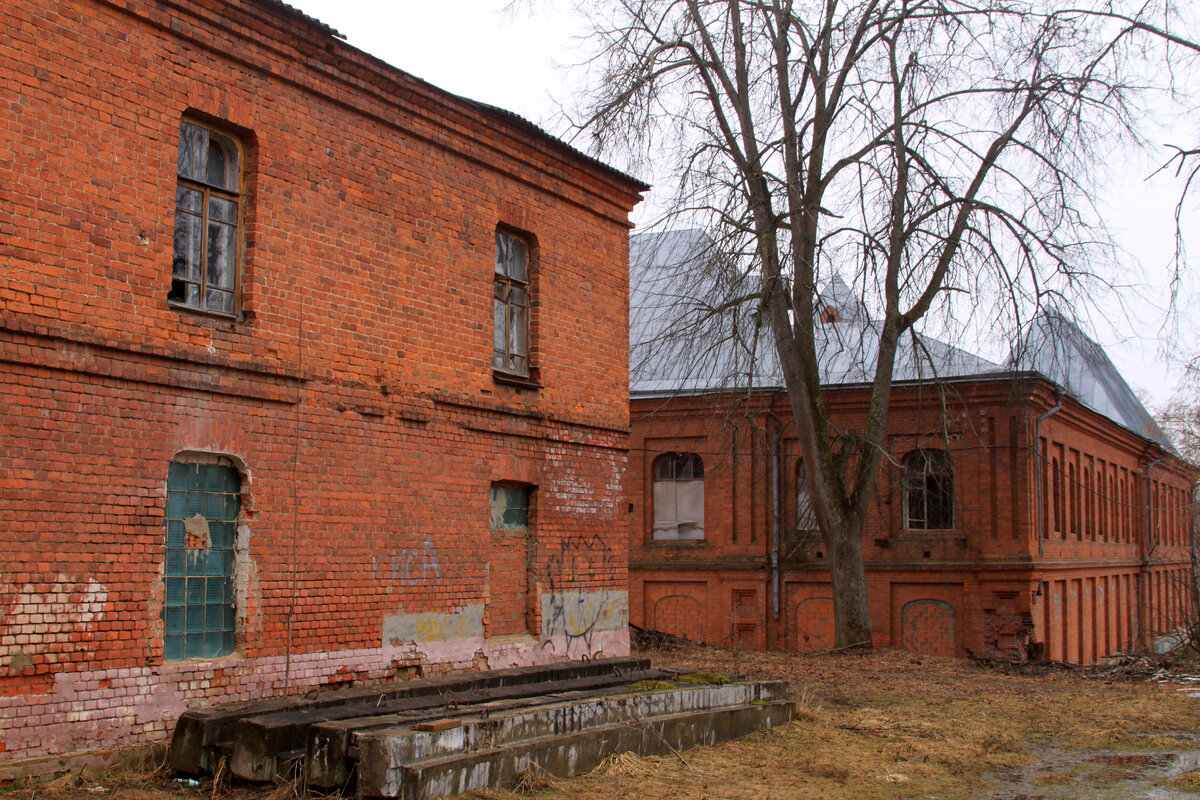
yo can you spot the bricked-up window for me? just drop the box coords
[493,230,530,377]
[902,449,953,530]
[653,453,704,540]
[170,120,242,315]
[796,458,819,532]
[163,458,239,660]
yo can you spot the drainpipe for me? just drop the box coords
[770,419,782,621]
[1034,391,1063,557]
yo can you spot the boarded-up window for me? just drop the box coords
[653,453,704,540]
[902,449,954,530]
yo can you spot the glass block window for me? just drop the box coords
[169,120,242,315]
[164,459,239,661]
[490,484,531,529]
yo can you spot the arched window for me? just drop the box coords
[902,450,954,530]
[796,459,818,532]
[653,453,704,540]
[170,119,243,315]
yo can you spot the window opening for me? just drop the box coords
[164,458,239,660]
[796,458,818,532]
[493,230,530,376]
[170,120,242,315]
[653,453,705,540]
[902,449,954,530]
[489,484,531,529]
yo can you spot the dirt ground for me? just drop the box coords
[11,644,1200,800]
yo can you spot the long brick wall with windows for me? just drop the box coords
[628,379,1196,663]
[0,0,644,768]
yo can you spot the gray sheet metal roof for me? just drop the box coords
[630,229,1173,451]
[1008,311,1173,451]
[630,229,1003,393]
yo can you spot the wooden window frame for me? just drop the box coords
[492,229,533,381]
[901,449,954,531]
[652,452,705,541]
[169,118,244,318]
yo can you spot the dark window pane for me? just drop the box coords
[207,220,235,289]
[494,232,510,277]
[176,186,203,213]
[178,122,207,182]
[206,289,234,314]
[506,236,528,282]
[203,133,240,191]
[185,632,205,660]
[163,606,185,636]
[165,548,185,577]
[163,635,184,662]
[164,577,185,606]
[186,550,207,577]
[172,207,201,281]
[209,196,237,223]
[509,300,527,360]
[490,485,531,529]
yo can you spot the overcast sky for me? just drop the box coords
[289,0,1198,407]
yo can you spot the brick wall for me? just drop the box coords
[0,0,642,765]
[628,378,1195,663]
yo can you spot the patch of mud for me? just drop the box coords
[981,745,1200,800]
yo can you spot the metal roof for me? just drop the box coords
[630,229,1173,451]
[1008,310,1174,451]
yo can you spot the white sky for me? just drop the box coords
[289,0,1199,407]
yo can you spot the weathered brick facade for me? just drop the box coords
[1,0,642,767]
[629,377,1196,662]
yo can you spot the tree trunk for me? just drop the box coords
[825,516,872,649]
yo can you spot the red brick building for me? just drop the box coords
[627,231,1196,663]
[0,0,643,767]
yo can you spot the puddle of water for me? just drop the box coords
[981,746,1200,800]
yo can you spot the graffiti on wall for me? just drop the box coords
[539,531,626,653]
[370,537,442,586]
[382,605,483,648]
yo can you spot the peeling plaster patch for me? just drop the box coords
[384,605,484,647]
[133,681,188,724]
[184,513,210,548]
[541,590,627,639]
[0,575,108,661]
[542,445,622,516]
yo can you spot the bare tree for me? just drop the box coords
[577,0,1198,648]
[1155,358,1200,468]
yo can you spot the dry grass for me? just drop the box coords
[11,645,1198,800]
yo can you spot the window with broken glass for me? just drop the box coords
[652,453,705,540]
[170,120,242,316]
[493,230,530,377]
[163,458,239,661]
[490,484,531,530]
[901,449,954,530]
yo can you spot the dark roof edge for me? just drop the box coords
[253,0,648,195]
[633,370,1180,457]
